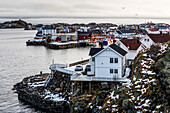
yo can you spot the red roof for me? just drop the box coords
[149,28,159,32]
[120,39,142,50]
[148,34,170,43]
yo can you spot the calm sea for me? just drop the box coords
[0,29,90,113]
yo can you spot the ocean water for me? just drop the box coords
[0,29,90,113]
[0,17,170,24]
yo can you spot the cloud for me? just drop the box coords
[0,0,170,18]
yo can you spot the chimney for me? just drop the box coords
[99,41,103,48]
[160,31,163,36]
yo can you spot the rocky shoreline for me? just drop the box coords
[13,73,71,113]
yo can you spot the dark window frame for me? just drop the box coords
[114,69,118,74]
[110,69,113,73]
[115,58,118,63]
[110,58,113,63]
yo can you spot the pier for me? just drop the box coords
[46,41,82,49]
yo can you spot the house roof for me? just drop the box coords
[149,28,159,32]
[109,44,127,56]
[148,34,170,43]
[120,39,142,50]
[77,31,90,36]
[42,26,56,29]
[89,48,104,56]
[117,29,136,34]
[89,44,127,57]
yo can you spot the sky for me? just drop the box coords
[0,0,170,18]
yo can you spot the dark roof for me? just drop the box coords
[42,26,56,29]
[120,39,142,50]
[148,34,170,43]
[89,44,127,56]
[109,44,127,56]
[119,29,136,34]
[89,48,104,56]
[117,30,122,34]
[78,31,90,36]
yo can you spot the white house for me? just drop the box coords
[42,26,56,35]
[140,34,170,48]
[115,39,146,66]
[87,44,127,79]
[71,44,127,83]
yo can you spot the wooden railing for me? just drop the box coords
[71,74,128,82]
[50,64,74,75]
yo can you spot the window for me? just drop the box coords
[110,58,113,63]
[92,57,95,62]
[115,58,118,63]
[114,69,118,74]
[147,39,149,42]
[110,69,113,73]
[144,39,146,41]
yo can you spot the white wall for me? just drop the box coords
[42,29,56,35]
[87,59,95,75]
[140,35,154,48]
[94,48,123,78]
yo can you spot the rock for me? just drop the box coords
[101,82,109,89]
[55,88,61,92]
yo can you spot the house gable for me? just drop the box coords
[140,35,155,48]
[91,44,127,58]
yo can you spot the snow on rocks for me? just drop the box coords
[44,90,66,102]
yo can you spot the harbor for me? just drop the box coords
[1,0,170,112]
[13,21,170,113]
[1,18,170,113]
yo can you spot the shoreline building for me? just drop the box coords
[71,44,128,94]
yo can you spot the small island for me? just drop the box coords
[0,19,36,30]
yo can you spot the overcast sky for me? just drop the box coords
[0,0,170,18]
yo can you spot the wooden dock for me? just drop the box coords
[46,41,88,49]
[26,40,45,46]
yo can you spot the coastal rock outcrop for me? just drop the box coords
[13,72,71,113]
